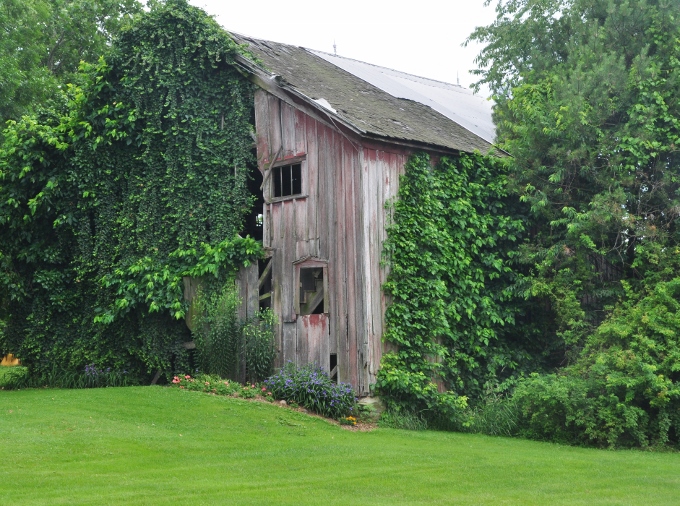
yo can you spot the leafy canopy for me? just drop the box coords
[0,0,142,123]
[465,0,680,447]
[470,0,680,348]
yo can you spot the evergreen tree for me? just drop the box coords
[470,0,680,353]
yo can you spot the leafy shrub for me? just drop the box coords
[376,355,469,429]
[511,373,652,447]
[242,309,276,383]
[0,366,29,389]
[509,279,680,448]
[264,362,357,419]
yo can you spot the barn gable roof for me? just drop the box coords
[231,34,498,155]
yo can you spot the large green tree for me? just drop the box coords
[468,0,680,447]
[470,0,680,351]
[0,0,142,122]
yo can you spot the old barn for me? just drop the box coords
[231,36,497,395]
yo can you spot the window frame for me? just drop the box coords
[293,257,328,316]
[268,154,307,203]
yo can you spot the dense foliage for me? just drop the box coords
[462,0,680,447]
[0,0,142,123]
[0,0,261,380]
[511,277,680,447]
[470,0,680,348]
[192,285,276,383]
[376,153,531,422]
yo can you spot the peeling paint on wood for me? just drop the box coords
[250,90,412,395]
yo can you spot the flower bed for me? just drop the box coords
[264,363,357,419]
[171,363,358,421]
[171,374,275,401]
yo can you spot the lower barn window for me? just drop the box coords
[273,163,302,198]
[298,267,324,315]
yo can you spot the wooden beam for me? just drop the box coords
[260,147,283,191]
[258,258,272,290]
[301,288,324,315]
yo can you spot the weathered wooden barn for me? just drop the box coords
[231,36,497,395]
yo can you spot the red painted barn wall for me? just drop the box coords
[253,89,411,395]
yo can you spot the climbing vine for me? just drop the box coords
[376,153,532,419]
[0,0,261,379]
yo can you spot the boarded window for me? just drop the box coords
[298,267,324,315]
[272,163,302,198]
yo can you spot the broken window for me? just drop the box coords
[298,267,324,315]
[272,163,302,198]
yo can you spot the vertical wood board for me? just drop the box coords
[282,322,297,365]
[294,109,307,157]
[254,90,270,166]
[281,102,296,158]
[267,94,282,156]
[305,114,319,245]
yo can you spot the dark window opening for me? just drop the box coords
[243,148,264,241]
[329,354,338,383]
[299,267,324,315]
[273,163,302,198]
[259,257,272,310]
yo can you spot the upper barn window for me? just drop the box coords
[272,163,302,198]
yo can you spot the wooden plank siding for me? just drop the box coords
[250,88,411,395]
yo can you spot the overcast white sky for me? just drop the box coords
[188,0,498,97]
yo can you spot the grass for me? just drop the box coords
[1,387,679,505]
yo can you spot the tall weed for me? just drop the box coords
[378,407,428,431]
[192,285,276,383]
[243,309,276,383]
[192,286,242,379]
[466,395,520,437]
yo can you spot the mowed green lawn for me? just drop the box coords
[1,387,678,505]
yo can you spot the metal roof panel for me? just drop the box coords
[309,50,495,144]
